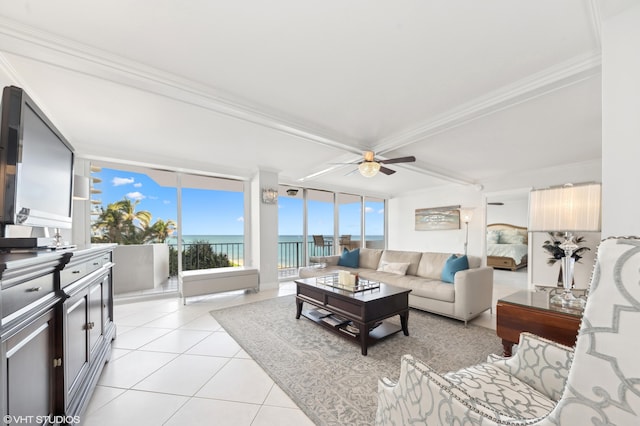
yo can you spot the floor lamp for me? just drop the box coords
[528,183,601,309]
[461,209,474,255]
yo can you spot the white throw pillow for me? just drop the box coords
[377,262,410,275]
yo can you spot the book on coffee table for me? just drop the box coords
[321,315,350,327]
[305,308,332,320]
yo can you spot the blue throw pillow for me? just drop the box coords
[441,254,469,283]
[338,248,360,268]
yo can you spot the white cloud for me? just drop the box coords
[134,182,142,188]
[126,192,145,200]
[378,208,384,214]
[112,177,134,186]
[148,195,158,200]
[365,206,374,213]
[237,216,244,222]
[163,200,171,205]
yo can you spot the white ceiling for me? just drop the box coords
[0,0,614,197]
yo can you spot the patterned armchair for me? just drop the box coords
[376,237,640,425]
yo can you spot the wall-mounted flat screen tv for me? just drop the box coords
[0,85,75,246]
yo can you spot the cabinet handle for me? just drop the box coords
[93,262,100,266]
[72,270,81,274]
[26,287,42,292]
[85,322,95,330]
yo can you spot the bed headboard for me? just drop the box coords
[487,223,528,244]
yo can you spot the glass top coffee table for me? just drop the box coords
[294,276,411,355]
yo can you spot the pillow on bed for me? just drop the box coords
[487,230,501,244]
[499,230,526,244]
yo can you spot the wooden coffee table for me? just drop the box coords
[295,276,410,355]
[497,290,583,357]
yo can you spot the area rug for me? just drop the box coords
[210,295,502,426]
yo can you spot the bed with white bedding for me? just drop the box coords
[486,223,528,271]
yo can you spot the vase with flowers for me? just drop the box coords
[542,232,590,287]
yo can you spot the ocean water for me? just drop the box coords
[166,235,383,245]
[166,235,384,267]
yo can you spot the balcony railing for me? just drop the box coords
[168,240,341,277]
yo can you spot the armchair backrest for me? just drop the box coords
[548,237,640,424]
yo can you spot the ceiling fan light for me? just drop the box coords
[359,161,380,177]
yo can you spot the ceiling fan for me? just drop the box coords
[355,151,416,177]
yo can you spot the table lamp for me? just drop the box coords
[528,183,601,308]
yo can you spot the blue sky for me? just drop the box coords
[95,168,383,236]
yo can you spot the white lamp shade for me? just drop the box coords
[529,183,601,232]
[460,209,474,223]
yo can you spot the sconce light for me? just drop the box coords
[73,174,90,201]
[262,188,278,204]
[286,188,299,196]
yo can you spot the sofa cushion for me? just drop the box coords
[379,250,422,276]
[338,248,359,268]
[377,261,410,275]
[359,248,383,270]
[441,254,469,283]
[416,252,452,279]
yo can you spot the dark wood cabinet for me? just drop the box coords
[3,308,57,425]
[59,246,115,419]
[0,245,115,425]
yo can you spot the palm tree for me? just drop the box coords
[146,219,177,243]
[92,198,154,244]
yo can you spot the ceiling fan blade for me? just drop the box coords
[379,166,396,175]
[379,156,416,164]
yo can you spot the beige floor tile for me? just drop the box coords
[139,329,211,353]
[142,309,203,328]
[251,405,315,426]
[112,326,173,350]
[108,347,132,361]
[115,310,171,327]
[185,331,241,357]
[98,350,178,388]
[133,354,229,396]
[196,358,273,404]
[82,389,188,426]
[263,384,298,408]
[179,312,223,331]
[84,385,126,415]
[163,397,260,426]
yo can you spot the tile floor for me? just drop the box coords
[83,268,527,425]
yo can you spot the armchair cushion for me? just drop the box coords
[489,332,573,401]
[444,363,556,419]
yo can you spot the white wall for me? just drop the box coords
[487,199,528,227]
[389,161,602,282]
[250,169,279,289]
[388,185,484,256]
[602,3,640,237]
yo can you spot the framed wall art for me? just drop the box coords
[415,205,460,231]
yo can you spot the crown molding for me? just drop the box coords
[373,51,602,155]
[0,18,363,154]
[0,17,601,190]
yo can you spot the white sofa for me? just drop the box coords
[298,248,493,325]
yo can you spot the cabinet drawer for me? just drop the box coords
[1,274,55,318]
[60,258,103,288]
